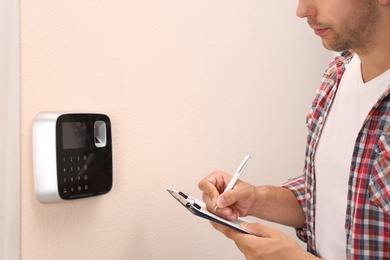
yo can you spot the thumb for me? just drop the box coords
[216,195,228,208]
[241,222,273,237]
[216,189,238,208]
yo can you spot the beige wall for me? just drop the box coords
[20,0,330,259]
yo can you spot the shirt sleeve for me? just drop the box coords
[282,174,308,243]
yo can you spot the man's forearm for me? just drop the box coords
[249,185,305,228]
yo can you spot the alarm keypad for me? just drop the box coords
[58,151,93,199]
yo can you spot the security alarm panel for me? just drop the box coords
[33,112,113,203]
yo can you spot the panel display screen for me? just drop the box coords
[62,122,87,149]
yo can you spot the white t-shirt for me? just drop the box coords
[314,54,390,259]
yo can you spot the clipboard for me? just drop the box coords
[167,189,253,235]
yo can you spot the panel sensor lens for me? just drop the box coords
[94,121,107,148]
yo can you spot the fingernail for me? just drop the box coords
[222,208,231,217]
[217,197,227,207]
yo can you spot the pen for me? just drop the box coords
[214,155,252,212]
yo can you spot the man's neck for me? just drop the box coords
[357,45,390,83]
[356,7,390,83]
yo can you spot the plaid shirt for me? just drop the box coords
[283,51,390,259]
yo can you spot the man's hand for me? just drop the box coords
[198,170,258,220]
[211,221,320,260]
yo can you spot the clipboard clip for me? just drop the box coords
[167,188,254,235]
[167,189,201,209]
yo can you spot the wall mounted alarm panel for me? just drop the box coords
[33,112,113,203]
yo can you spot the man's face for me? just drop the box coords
[296,0,380,52]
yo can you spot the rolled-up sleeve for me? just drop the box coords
[282,174,308,243]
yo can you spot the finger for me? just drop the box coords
[217,207,239,221]
[211,221,262,259]
[214,190,241,220]
[240,222,273,237]
[216,189,238,208]
[198,171,230,205]
[210,221,244,240]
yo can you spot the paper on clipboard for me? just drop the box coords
[167,189,253,235]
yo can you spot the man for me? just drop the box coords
[198,0,390,258]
